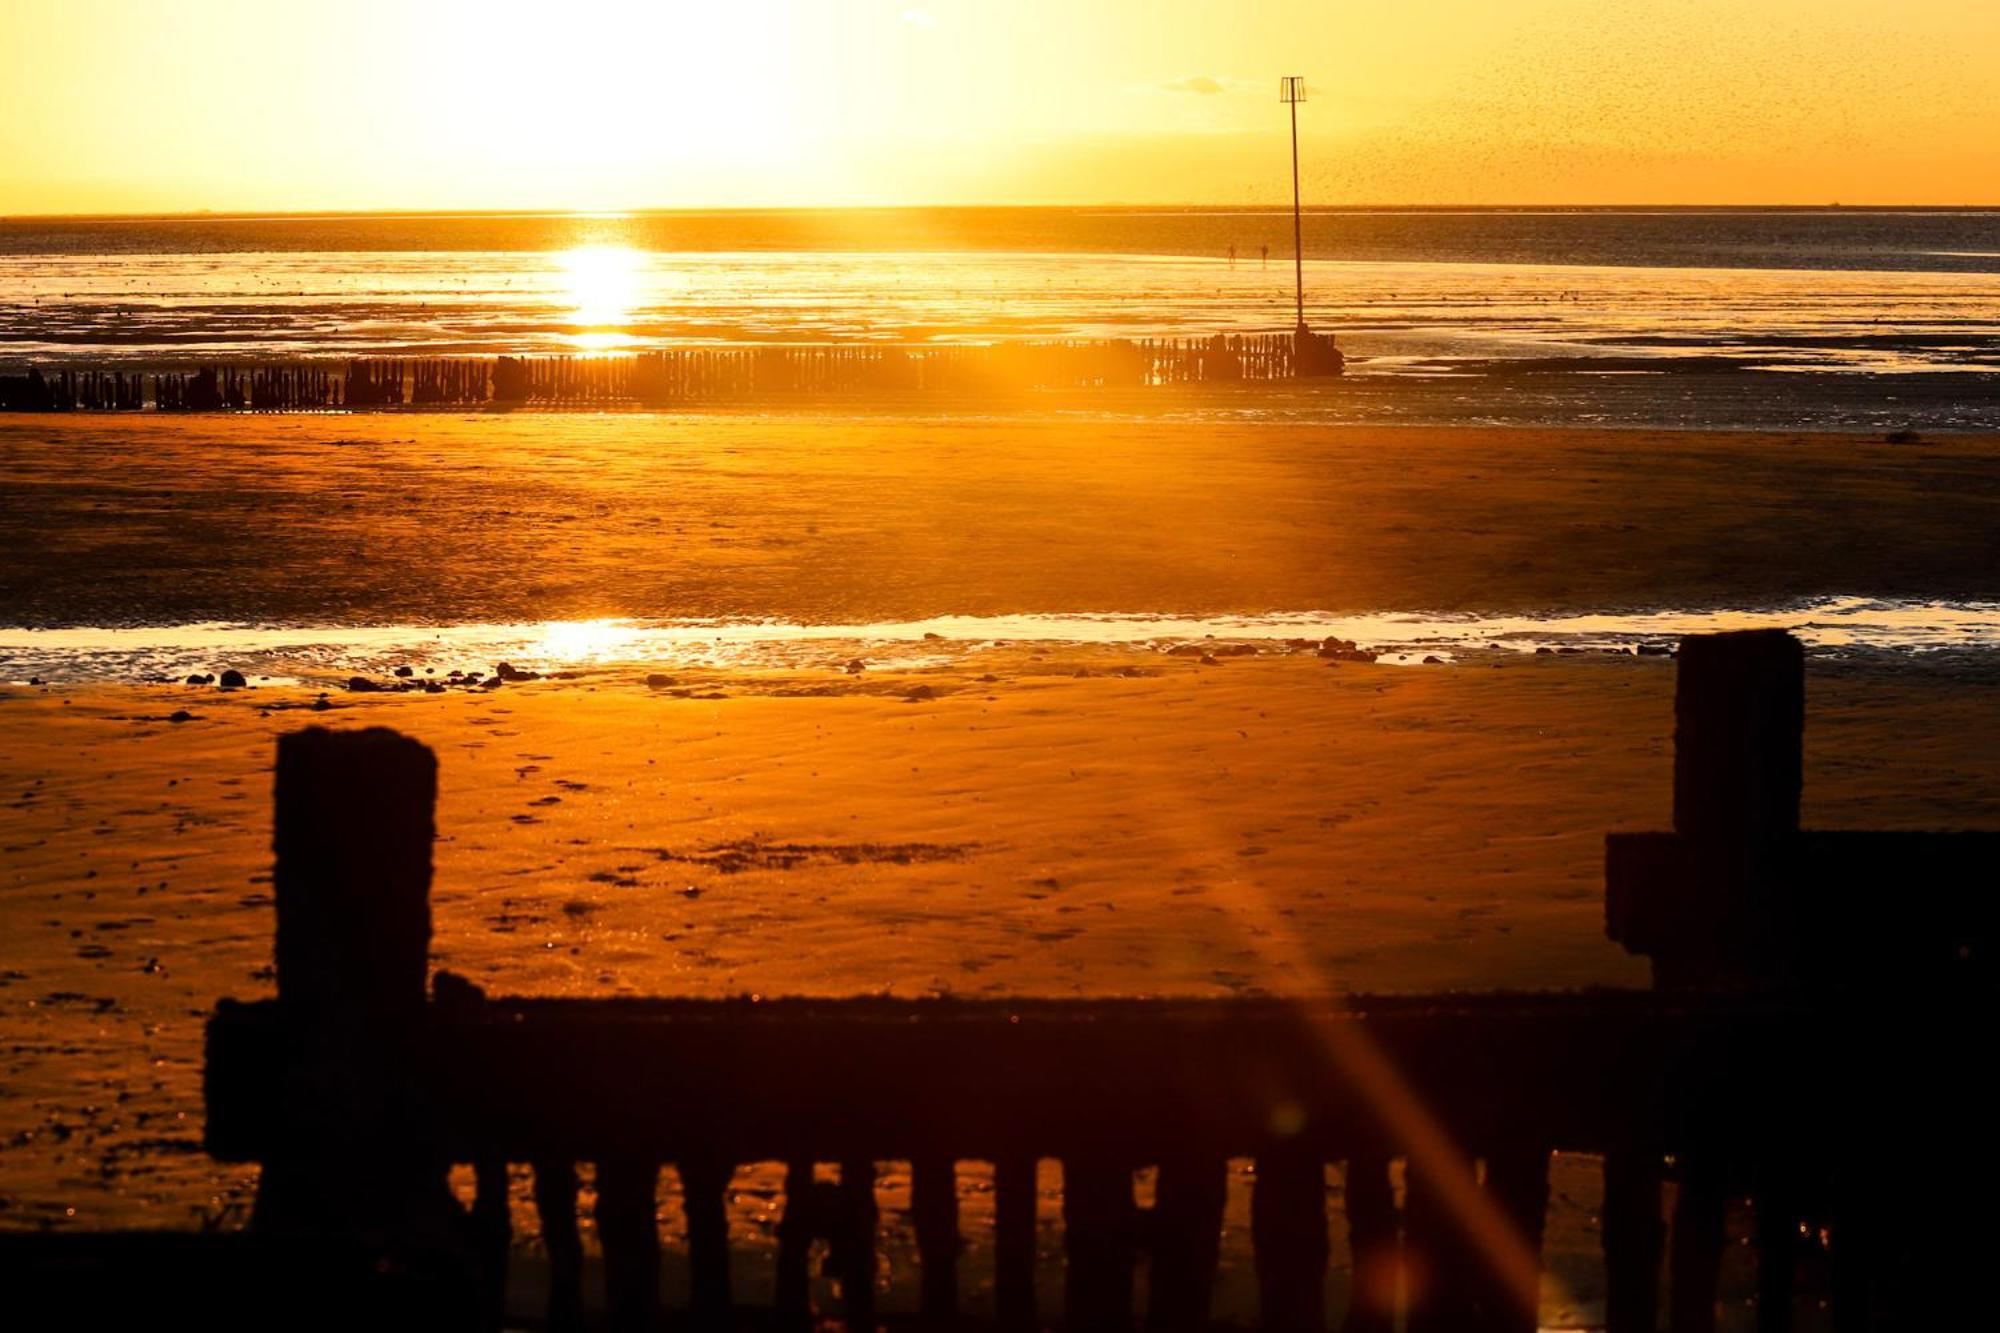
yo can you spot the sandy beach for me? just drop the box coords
[2,415,1996,1325]
[0,646,1995,1315]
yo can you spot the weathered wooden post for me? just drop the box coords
[1601,632,1802,1333]
[254,726,442,1228]
[1607,629,1804,990]
[239,726,477,1323]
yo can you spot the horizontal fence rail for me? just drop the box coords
[203,985,1982,1333]
[0,335,1338,413]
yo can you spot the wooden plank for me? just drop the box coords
[1146,1155,1226,1331]
[532,1160,584,1333]
[1340,1153,1397,1333]
[597,1158,661,1333]
[1667,1154,1727,1333]
[1250,1150,1326,1333]
[994,1155,1039,1332]
[1606,831,2000,982]
[679,1156,734,1330]
[836,1159,879,1331]
[207,991,1848,1166]
[911,1156,960,1323]
[774,1160,817,1330]
[1601,1147,1664,1333]
[1062,1159,1136,1333]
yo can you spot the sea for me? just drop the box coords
[3,206,1998,681]
[2,206,1998,430]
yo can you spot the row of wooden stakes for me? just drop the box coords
[0,336,1319,411]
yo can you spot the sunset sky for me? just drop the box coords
[4,0,1997,216]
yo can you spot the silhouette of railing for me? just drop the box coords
[0,336,1315,413]
[194,631,1991,1331]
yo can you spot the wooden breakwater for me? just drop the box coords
[0,334,1327,413]
[175,630,1997,1333]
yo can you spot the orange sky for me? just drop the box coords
[4,0,1997,215]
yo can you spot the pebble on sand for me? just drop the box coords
[217,669,246,690]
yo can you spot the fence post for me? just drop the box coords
[254,726,442,1230]
[1667,629,1804,988]
[248,726,477,1324]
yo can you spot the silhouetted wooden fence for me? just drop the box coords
[0,336,1315,413]
[192,631,1991,1332]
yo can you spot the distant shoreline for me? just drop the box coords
[8,203,2000,226]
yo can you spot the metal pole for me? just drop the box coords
[1290,97,1303,327]
[1281,76,1307,330]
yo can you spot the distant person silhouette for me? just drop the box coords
[1228,244,1237,267]
[1260,245,1268,267]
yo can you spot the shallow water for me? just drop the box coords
[6,248,1999,381]
[4,597,1994,686]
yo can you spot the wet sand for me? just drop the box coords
[3,413,1998,627]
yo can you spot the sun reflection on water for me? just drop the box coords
[556,245,645,342]
[532,618,649,662]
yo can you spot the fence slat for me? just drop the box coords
[471,1159,511,1332]
[1602,1147,1664,1333]
[1063,1160,1136,1333]
[837,1159,879,1331]
[1484,1144,1553,1333]
[679,1156,734,1329]
[1250,1150,1326,1333]
[1341,1154,1397,1333]
[1668,1155,1727,1333]
[995,1155,1039,1332]
[1403,1156,1482,1333]
[1754,1164,1798,1333]
[774,1159,816,1329]
[911,1156,960,1322]
[598,1159,662,1332]
[532,1160,584,1332]
[1147,1155,1227,1331]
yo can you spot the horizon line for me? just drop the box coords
[7,201,2000,225]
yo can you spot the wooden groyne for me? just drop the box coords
[174,631,1997,1331]
[0,334,1328,412]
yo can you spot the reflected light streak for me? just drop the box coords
[1174,807,1557,1318]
